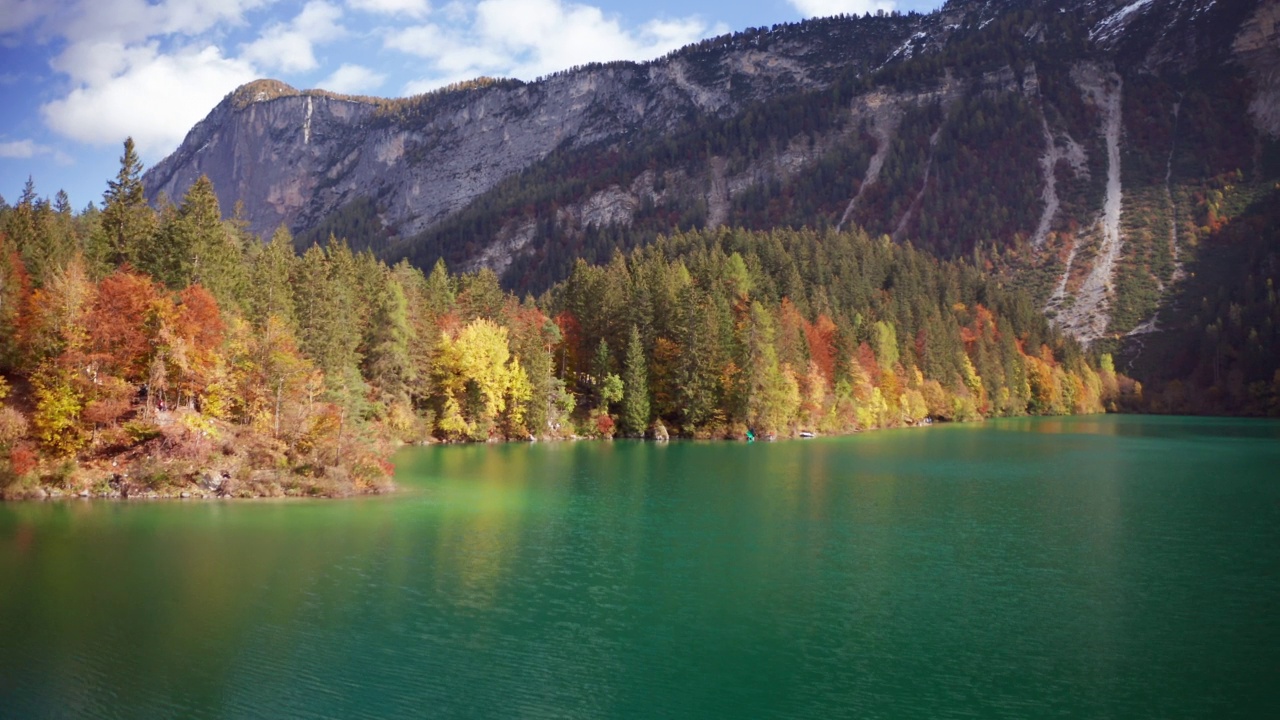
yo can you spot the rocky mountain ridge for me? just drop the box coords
[144,13,915,243]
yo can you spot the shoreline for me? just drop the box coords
[1,416,952,502]
[19,411,1261,504]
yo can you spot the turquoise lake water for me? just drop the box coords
[2,415,1278,718]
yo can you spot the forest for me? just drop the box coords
[1,139,1137,499]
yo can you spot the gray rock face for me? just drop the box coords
[143,15,903,242]
[147,90,376,238]
[145,0,1272,250]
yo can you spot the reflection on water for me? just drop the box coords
[2,416,1279,719]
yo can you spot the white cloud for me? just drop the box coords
[319,63,387,93]
[390,0,724,94]
[347,0,431,18]
[0,139,74,165]
[41,43,257,161]
[9,0,273,161]
[0,139,46,158]
[8,1,275,48]
[0,0,49,35]
[241,0,345,73]
[787,0,896,18]
[387,22,508,79]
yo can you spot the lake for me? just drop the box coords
[2,415,1279,718]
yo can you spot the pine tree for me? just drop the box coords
[147,194,190,287]
[180,175,244,308]
[458,267,505,321]
[423,258,455,318]
[364,272,414,404]
[100,137,156,267]
[620,324,650,436]
[591,337,614,410]
[246,226,298,329]
[675,286,722,430]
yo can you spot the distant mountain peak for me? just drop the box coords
[228,79,302,108]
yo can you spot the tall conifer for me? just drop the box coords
[100,138,156,267]
[620,324,650,437]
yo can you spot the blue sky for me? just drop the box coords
[0,0,943,211]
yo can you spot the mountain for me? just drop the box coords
[143,14,908,248]
[143,0,1280,359]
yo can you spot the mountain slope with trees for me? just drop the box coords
[143,0,1279,357]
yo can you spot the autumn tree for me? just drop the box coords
[172,285,226,409]
[87,268,160,383]
[25,255,96,454]
[0,234,31,370]
[435,318,524,440]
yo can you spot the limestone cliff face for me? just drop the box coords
[146,87,376,238]
[144,15,900,241]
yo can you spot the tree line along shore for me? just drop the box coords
[0,140,1137,500]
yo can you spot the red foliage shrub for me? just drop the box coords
[9,443,37,476]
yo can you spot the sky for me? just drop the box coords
[0,0,944,210]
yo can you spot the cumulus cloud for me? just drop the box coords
[391,0,724,93]
[787,0,896,18]
[8,0,273,48]
[0,0,50,36]
[42,44,257,160]
[319,63,387,94]
[0,139,73,165]
[0,139,46,158]
[347,0,432,17]
[241,0,346,73]
[6,0,272,159]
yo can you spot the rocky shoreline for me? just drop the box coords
[2,459,395,502]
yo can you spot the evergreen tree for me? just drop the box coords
[147,194,190,288]
[364,272,414,405]
[620,324,651,436]
[182,176,245,309]
[246,226,298,329]
[458,267,505,321]
[591,337,614,410]
[100,137,156,267]
[675,285,722,429]
[423,258,456,317]
[294,244,346,378]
